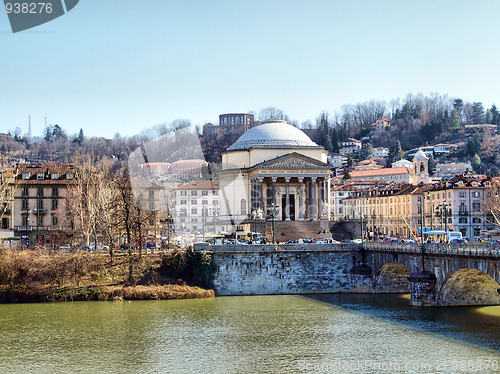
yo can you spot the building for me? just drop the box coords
[391,159,414,169]
[170,159,207,180]
[339,138,362,155]
[371,117,391,133]
[136,162,171,179]
[435,163,473,180]
[219,118,332,237]
[349,149,430,185]
[172,180,222,235]
[203,113,256,137]
[340,173,497,240]
[328,153,347,169]
[10,163,76,247]
[372,147,389,158]
[354,160,383,171]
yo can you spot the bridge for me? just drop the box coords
[194,242,500,306]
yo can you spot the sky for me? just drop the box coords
[1,0,500,139]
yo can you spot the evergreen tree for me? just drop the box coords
[471,102,485,124]
[471,154,481,173]
[388,140,404,165]
[428,154,436,175]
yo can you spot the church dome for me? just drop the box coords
[227,118,319,151]
[414,149,428,159]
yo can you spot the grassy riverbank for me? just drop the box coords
[0,249,216,303]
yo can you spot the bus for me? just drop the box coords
[423,230,462,243]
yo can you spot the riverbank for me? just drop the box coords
[0,249,216,303]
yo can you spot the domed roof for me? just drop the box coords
[227,118,319,151]
[414,149,428,159]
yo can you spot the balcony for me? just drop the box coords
[33,208,47,215]
[458,210,468,216]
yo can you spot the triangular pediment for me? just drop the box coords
[253,152,329,169]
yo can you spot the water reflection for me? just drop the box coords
[0,296,499,373]
[303,293,500,351]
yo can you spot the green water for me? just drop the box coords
[0,295,499,373]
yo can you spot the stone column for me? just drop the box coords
[311,177,318,221]
[298,177,304,221]
[258,177,264,210]
[272,177,277,219]
[318,178,324,213]
[408,272,437,306]
[285,177,291,221]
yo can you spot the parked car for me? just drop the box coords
[381,237,398,242]
[286,240,297,244]
[450,238,468,244]
[59,244,72,250]
[490,240,500,245]
[298,238,313,244]
[352,238,362,244]
[316,238,339,244]
[402,239,417,243]
[341,239,353,244]
[89,243,109,250]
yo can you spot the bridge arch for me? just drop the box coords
[373,262,411,293]
[439,268,500,306]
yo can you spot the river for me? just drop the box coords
[0,295,499,373]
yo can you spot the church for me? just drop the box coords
[218,118,332,238]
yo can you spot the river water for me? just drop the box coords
[0,294,499,373]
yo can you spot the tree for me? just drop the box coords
[470,102,485,124]
[52,124,67,141]
[388,140,404,165]
[360,142,373,160]
[471,154,481,172]
[258,106,285,121]
[428,154,436,175]
[73,129,84,145]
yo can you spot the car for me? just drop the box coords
[490,240,500,245]
[316,238,338,244]
[381,237,398,243]
[352,239,362,244]
[402,239,417,243]
[286,240,297,244]
[341,239,353,244]
[298,238,313,244]
[59,244,72,250]
[449,238,468,244]
[89,243,110,250]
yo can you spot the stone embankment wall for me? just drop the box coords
[205,245,364,296]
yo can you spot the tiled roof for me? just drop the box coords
[350,167,412,178]
[175,180,219,190]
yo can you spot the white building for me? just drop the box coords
[372,147,389,158]
[339,138,362,155]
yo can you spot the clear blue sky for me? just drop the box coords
[1,0,500,138]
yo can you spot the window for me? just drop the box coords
[338,207,343,214]
[459,217,468,223]
[149,202,155,210]
[66,172,73,180]
[52,216,58,226]
[22,172,30,180]
[52,199,58,210]
[213,200,218,205]
[180,191,187,196]
[191,191,197,196]
[37,216,43,227]
[472,191,480,198]
[22,216,29,227]
[149,190,154,199]
[191,218,198,223]
[472,217,481,223]
[191,200,197,205]
[241,199,247,215]
[22,187,29,197]
[51,172,59,180]
[213,191,218,196]
[180,209,187,216]
[472,202,481,211]
[22,199,29,210]
[202,200,208,205]
[191,208,197,214]
[459,191,466,198]
[202,191,208,196]
[37,188,44,197]
[52,188,58,197]
[37,199,43,210]
[180,200,187,205]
